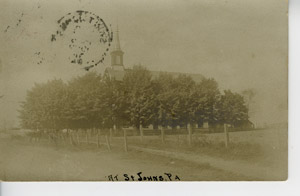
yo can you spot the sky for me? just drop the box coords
[0,0,288,128]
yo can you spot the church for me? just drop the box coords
[104,27,205,83]
[104,27,209,129]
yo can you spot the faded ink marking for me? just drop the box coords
[51,10,113,71]
[33,51,48,65]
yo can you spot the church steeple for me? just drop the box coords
[114,25,121,51]
[110,26,124,70]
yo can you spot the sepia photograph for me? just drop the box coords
[0,0,288,181]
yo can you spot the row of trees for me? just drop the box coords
[19,66,249,131]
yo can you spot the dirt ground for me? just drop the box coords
[111,127,288,177]
[0,127,287,181]
[0,135,251,181]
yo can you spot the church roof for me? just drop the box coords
[104,67,205,83]
[150,70,205,83]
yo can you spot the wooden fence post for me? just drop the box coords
[76,129,80,145]
[86,129,89,144]
[139,124,144,142]
[224,123,229,148]
[109,128,113,142]
[69,130,73,145]
[187,123,192,147]
[177,128,180,144]
[123,129,128,152]
[62,130,66,144]
[160,126,165,144]
[113,124,117,135]
[97,129,100,148]
[105,135,111,151]
[48,133,51,143]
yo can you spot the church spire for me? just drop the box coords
[110,25,124,70]
[114,25,121,51]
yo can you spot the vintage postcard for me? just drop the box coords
[0,0,288,181]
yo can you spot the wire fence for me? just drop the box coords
[24,125,255,152]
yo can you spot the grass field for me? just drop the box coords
[0,126,287,181]
[99,127,287,167]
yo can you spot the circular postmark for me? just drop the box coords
[51,10,113,71]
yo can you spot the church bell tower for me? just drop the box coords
[110,26,124,71]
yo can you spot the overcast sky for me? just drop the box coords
[0,0,288,127]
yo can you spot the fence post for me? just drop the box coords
[139,124,144,142]
[123,128,128,152]
[105,135,111,151]
[160,126,165,144]
[76,129,80,145]
[109,128,113,142]
[113,124,117,135]
[69,130,73,145]
[86,129,89,144]
[224,123,229,148]
[47,130,51,143]
[97,129,100,148]
[187,123,192,147]
[177,127,180,144]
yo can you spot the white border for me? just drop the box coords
[1,0,300,195]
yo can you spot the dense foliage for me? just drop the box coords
[19,66,248,131]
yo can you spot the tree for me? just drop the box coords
[216,90,248,126]
[123,65,156,128]
[170,74,197,127]
[103,76,129,129]
[153,72,175,127]
[19,79,68,131]
[194,78,220,127]
[19,64,250,139]
[66,72,106,130]
[19,83,44,130]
